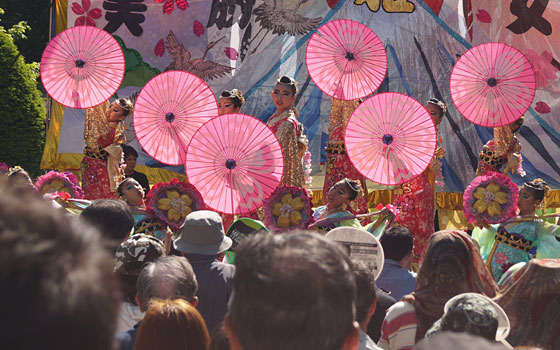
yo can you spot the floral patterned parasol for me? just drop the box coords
[263,185,314,233]
[146,178,204,231]
[35,171,84,199]
[463,172,519,225]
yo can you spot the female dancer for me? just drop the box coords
[393,98,446,262]
[476,116,524,176]
[323,98,370,217]
[472,178,560,281]
[311,178,395,236]
[266,76,305,187]
[81,98,132,199]
[218,88,244,115]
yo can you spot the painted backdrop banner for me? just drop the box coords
[42,0,560,195]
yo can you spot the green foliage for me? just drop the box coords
[0,29,46,177]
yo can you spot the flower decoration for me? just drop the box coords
[463,172,518,225]
[71,0,102,27]
[146,178,204,231]
[134,217,168,241]
[264,185,313,232]
[0,162,9,175]
[35,171,84,199]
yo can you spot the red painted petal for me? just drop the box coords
[154,39,165,57]
[163,0,174,14]
[74,16,86,26]
[81,0,91,12]
[88,8,102,19]
[176,0,189,10]
[71,2,85,15]
[224,47,238,60]
[475,9,492,23]
[85,17,96,27]
[326,0,339,8]
[193,20,204,37]
[535,101,551,114]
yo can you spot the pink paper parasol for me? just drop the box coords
[450,42,536,127]
[134,71,218,166]
[40,26,125,109]
[305,19,387,101]
[186,113,284,215]
[345,93,437,186]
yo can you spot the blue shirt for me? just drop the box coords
[376,259,416,301]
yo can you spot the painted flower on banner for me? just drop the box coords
[154,39,165,57]
[72,0,102,27]
[224,47,238,60]
[155,0,189,15]
[475,9,492,23]
[193,20,204,37]
[535,101,551,114]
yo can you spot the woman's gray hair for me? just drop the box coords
[136,256,198,308]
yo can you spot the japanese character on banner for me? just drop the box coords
[207,0,255,30]
[103,0,147,36]
[507,0,552,35]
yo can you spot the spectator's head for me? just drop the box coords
[413,230,497,340]
[210,321,231,350]
[353,262,378,329]
[174,210,232,257]
[426,293,508,342]
[122,145,139,173]
[0,188,121,350]
[226,231,359,350]
[81,199,134,241]
[380,225,414,268]
[6,165,35,194]
[416,332,508,350]
[135,298,210,350]
[115,234,165,303]
[136,255,198,311]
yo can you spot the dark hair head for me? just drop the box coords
[122,144,139,159]
[229,231,356,350]
[426,98,447,115]
[220,89,245,108]
[137,255,198,309]
[352,262,377,324]
[135,298,210,350]
[117,98,133,117]
[523,178,550,202]
[0,188,121,350]
[342,178,362,201]
[275,75,298,95]
[380,225,414,261]
[81,199,134,241]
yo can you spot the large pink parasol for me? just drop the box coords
[345,93,437,186]
[134,71,218,165]
[40,26,125,109]
[305,19,387,101]
[186,113,284,215]
[450,42,536,127]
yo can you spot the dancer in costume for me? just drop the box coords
[476,116,525,176]
[266,76,305,187]
[218,88,245,231]
[472,178,560,281]
[311,178,395,237]
[323,98,369,217]
[393,98,446,262]
[81,99,132,200]
[218,88,244,115]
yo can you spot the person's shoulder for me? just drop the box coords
[385,301,415,320]
[115,325,138,350]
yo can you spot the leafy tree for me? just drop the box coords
[0,9,46,177]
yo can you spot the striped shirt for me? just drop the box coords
[378,301,417,350]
